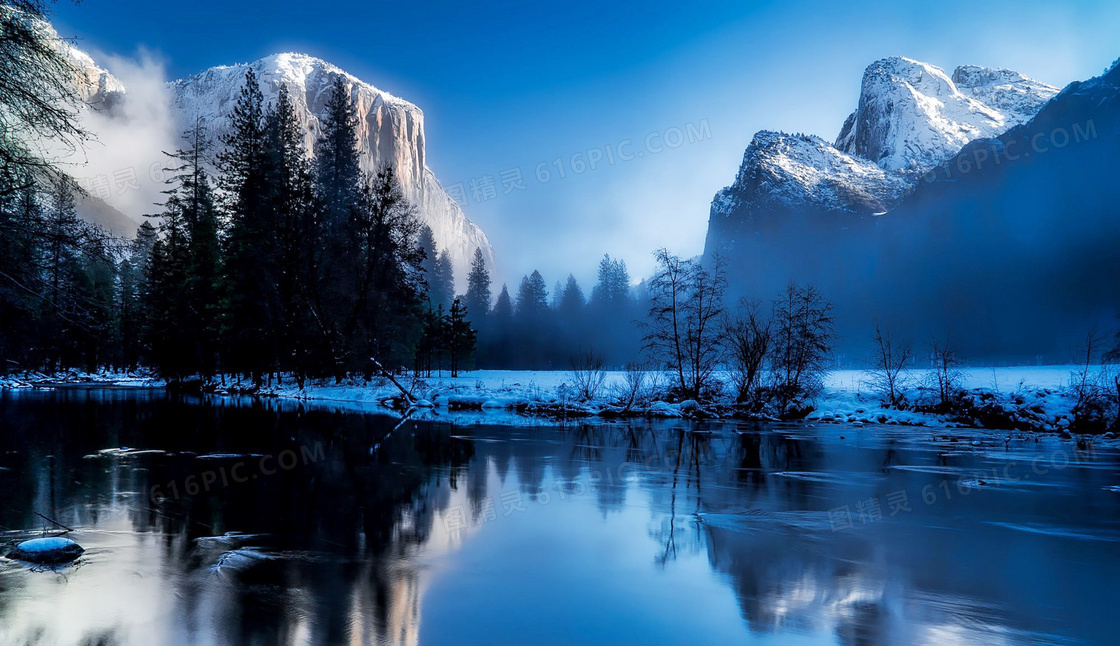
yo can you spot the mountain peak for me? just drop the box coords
[834,56,1057,173]
[950,64,1057,121]
[713,130,909,219]
[171,53,491,288]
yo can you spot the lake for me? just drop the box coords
[1,388,1118,645]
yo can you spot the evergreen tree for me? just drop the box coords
[264,83,317,382]
[315,75,361,228]
[464,247,492,319]
[0,175,42,371]
[417,225,453,310]
[514,270,550,367]
[312,76,363,375]
[490,284,514,367]
[590,253,636,366]
[432,251,455,310]
[40,177,83,369]
[144,196,193,378]
[591,254,631,307]
[146,119,222,379]
[418,225,437,276]
[119,221,156,370]
[559,274,584,316]
[337,166,425,376]
[219,68,280,384]
[445,297,476,377]
[516,270,549,319]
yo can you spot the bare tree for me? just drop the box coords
[770,283,835,415]
[868,323,913,408]
[569,347,607,401]
[721,299,771,404]
[928,334,963,410]
[642,249,689,394]
[1071,330,1102,403]
[1069,330,1110,431]
[641,250,726,399]
[1,2,92,192]
[614,361,650,411]
[682,256,726,398]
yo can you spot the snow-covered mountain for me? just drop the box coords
[704,54,1120,360]
[171,53,493,290]
[712,131,910,221]
[65,41,494,291]
[706,56,1059,254]
[66,45,125,109]
[835,57,1058,173]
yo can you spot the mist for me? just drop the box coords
[66,49,179,223]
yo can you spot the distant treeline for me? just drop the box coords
[3,10,1118,385]
[2,70,477,383]
[0,68,647,381]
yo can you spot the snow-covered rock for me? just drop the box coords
[65,45,125,109]
[62,39,496,291]
[171,53,495,289]
[950,64,1058,125]
[8,537,85,564]
[834,57,1058,173]
[706,56,1058,255]
[713,131,911,218]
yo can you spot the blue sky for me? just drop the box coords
[53,0,1120,287]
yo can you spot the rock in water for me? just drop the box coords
[9,537,85,564]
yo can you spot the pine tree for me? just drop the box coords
[313,76,363,376]
[40,177,83,369]
[219,68,280,384]
[490,284,514,368]
[119,221,156,370]
[591,254,631,307]
[144,196,193,379]
[147,119,223,379]
[516,270,549,319]
[514,270,550,367]
[559,274,584,315]
[0,174,42,371]
[445,297,476,377]
[464,247,491,318]
[315,75,361,228]
[265,83,317,381]
[340,166,425,376]
[432,251,455,310]
[416,225,453,310]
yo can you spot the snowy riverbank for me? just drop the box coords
[238,365,1114,434]
[0,369,164,390]
[4,365,1116,435]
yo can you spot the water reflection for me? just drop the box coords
[0,390,1118,645]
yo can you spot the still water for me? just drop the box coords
[0,389,1118,645]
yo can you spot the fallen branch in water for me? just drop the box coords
[371,357,414,406]
[34,511,74,534]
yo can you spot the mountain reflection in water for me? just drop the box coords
[0,389,1118,645]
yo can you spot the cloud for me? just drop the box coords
[65,48,180,222]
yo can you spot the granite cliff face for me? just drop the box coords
[706,57,1058,256]
[66,43,495,289]
[172,53,494,289]
[834,57,1057,173]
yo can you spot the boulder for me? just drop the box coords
[8,537,84,564]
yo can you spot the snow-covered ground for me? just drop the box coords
[813,366,1092,430]
[246,365,1113,432]
[0,369,163,390]
[4,365,1115,434]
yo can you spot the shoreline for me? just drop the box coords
[5,366,1118,437]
